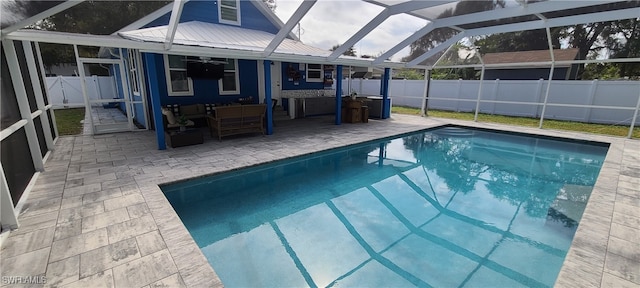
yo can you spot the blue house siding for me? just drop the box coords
[281,62,325,90]
[143,53,259,106]
[237,1,279,33]
[484,67,571,80]
[143,1,279,34]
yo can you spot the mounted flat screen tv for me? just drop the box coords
[187,62,224,80]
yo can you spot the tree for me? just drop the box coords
[404,0,640,80]
[33,1,169,67]
[581,63,621,80]
[403,0,505,65]
[45,1,170,35]
[330,44,357,56]
[474,29,562,55]
[395,69,424,80]
[263,0,277,11]
[604,18,640,78]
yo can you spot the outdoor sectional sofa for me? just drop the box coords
[206,104,266,140]
[164,104,214,126]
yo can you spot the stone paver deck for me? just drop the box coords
[1,114,638,287]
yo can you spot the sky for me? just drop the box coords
[273,0,428,61]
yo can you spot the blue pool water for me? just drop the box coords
[163,126,608,288]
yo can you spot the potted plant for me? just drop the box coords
[177,115,188,132]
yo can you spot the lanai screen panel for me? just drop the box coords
[401,27,462,66]
[0,46,22,129]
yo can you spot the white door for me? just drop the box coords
[78,58,144,134]
[270,61,281,105]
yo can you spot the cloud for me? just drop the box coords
[275,0,427,61]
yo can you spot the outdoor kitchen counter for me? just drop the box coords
[284,95,384,119]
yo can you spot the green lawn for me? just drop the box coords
[391,106,640,139]
[54,108,85,135]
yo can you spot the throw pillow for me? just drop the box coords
[161,108,177,125]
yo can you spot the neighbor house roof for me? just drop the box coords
[482,49,580,68]
[118,21,329,57]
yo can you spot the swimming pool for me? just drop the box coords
[163,126,608,287]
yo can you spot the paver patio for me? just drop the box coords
[1,114,638,287]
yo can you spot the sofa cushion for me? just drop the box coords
[161,108,177,125]
[165,104,180,115]
[167,119,194,128]
[180,104,203,116]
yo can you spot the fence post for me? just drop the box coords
[455,78,463,112]
[585,79,598,122]
[59,75,68,107]
[534,78,543,116]
[93,75,101,101]
[538,65,555,128]
[492,79,500,114]
[628,86,640,139]
[421,70,431,116]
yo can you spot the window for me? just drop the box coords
[128,49,141,95]
[164,54,193,96]
[219,58,239,95]
[306,64,323,82]
[219,0,241,25]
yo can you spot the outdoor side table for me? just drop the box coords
[165,129,203,148]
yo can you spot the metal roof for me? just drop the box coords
[118,21,330,57]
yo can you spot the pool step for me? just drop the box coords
[548,184,592,223]
[432,127,475,137]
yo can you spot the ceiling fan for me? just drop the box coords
[182,56,227,65]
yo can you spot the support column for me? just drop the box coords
[421,69,431,116]
[335,64,343,125]
[382,68,391,119]
[539,26,556,129]
[22,41,54,151]
[473,65,486,122]
[142,53,166,150]
[263,60,273,135]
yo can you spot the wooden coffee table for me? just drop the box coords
[165,129,203,148]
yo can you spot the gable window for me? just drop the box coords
[306,64,323,82]
[219,58,239,95]
[219,0,241,25]
[164,54,193,96]
[127,49,141,95]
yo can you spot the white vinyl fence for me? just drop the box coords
[46,76,119,108]
[351,79,640,125]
